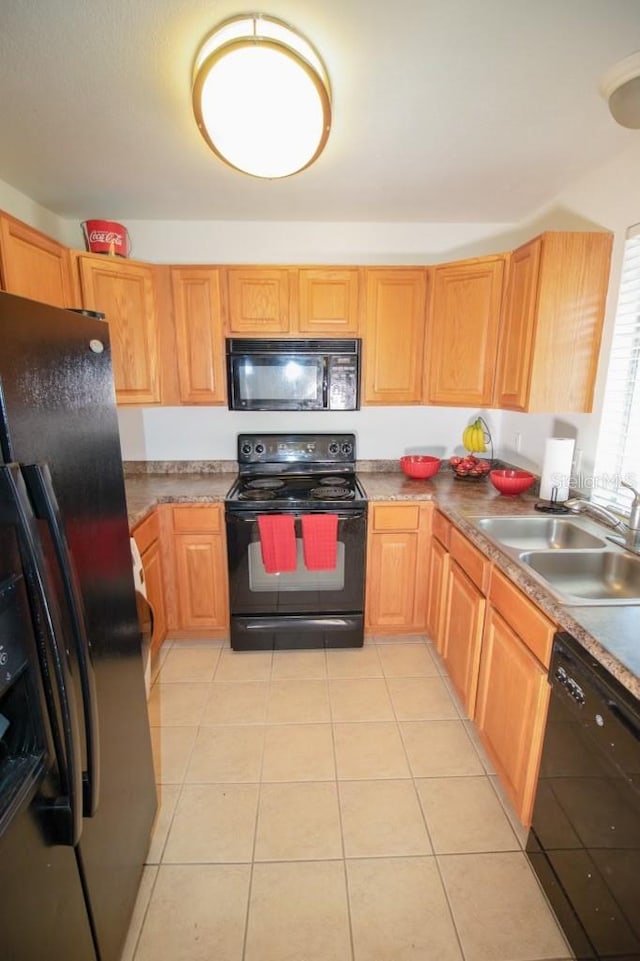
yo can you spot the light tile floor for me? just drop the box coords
[123,635,574,961]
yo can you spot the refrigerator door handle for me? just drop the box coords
[0,463,84,847]
[22,463,101,818]
[0,375,15,462]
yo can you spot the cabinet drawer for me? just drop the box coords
[132,510,160,554]
[370,503,420,531]
[489,568,554,667]
[450,528,489,593]
[432,510,451,547]
[173,505,222,533]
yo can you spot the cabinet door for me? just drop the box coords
[174,532,229,630]
[366,504,430,632]
[226,268,291,334]
[298,268,360,334]
[425,256,505,406]
[141,539,167,658]
[475,607,551,826]
[425,536,450,654]
[0,215,74,307]
[442,559,485,715]
[363,269,428,404]
[78,256,161,404]
[171,267,225,403]
[496,232,612,413]
[494,240,541,410]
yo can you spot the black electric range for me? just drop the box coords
[224,433,368,650]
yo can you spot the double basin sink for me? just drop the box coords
[467,514,640,606]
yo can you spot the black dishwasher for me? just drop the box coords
[527,631,640,961]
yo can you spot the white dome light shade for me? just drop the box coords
[599,50,640,128]
[193,16,332,178]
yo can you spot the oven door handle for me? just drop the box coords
[226,509,366,522]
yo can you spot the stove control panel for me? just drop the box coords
[237,433,357,467]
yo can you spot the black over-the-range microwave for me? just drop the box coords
[226,338,361,411]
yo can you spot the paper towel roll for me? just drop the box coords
[539,438,575,503]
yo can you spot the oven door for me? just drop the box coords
[228,353,326,411]
[226,507,366,612]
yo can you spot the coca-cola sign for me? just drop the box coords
[82,220,130,257]
[89,230,123,246]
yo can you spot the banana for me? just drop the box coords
[462,425,475,451]
[462,418,487,453]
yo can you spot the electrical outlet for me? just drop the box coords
[514,432,522,453]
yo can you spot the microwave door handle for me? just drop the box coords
[22,463,100,818]
[0,463,84,847]
[322,358,329,408]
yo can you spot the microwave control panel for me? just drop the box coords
[328,356,359,410]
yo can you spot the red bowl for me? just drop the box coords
[400,455,441,479]
[489,469,536,496]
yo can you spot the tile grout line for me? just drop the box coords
[327,666,357,961]
[240,644,274,961]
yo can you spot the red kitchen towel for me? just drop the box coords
[257,514,297,573]
[301,514,338,570]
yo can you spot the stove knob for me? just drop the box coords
[255,443,265,455]
[341,442,353,456]
[240,442,253,457]
[328,441,340,455]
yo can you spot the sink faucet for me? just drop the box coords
[565,480,640,552]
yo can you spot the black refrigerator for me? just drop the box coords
[0,291,157,961]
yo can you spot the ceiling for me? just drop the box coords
[0,0,639,223]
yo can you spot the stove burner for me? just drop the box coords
[311,486,353,500]
[238,489,276,501]
[319,476,348,486]
[246,478,286,490]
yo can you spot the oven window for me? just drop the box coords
[248,540,345,592]
[235,356,324,407]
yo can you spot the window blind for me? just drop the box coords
[592,224,640,515]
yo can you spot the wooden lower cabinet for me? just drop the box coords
[442,560,485,715]
[475,607,550,825]
[425,513,451,652]
[132,510,168,657]
[440,526,490,713]
[365,502,431,633]
[172,505,229,634]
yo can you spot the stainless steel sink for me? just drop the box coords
[519,549,640,604]
[472,515,607,551]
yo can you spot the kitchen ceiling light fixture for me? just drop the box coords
[192,14,332,179]
[599,50,640,128]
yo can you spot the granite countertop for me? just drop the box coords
[124,463,640,699]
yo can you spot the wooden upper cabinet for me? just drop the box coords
[425,255,505,407]
[226,267,291,334]
[495,232,613,412]
[78,254,161,405]
[363,269,428,404]
[170,267,226,404]
[298,268,361,334]
[0,214,74,308]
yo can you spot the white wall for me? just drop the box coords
[117,405,505,462]
[0,177,68,241]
